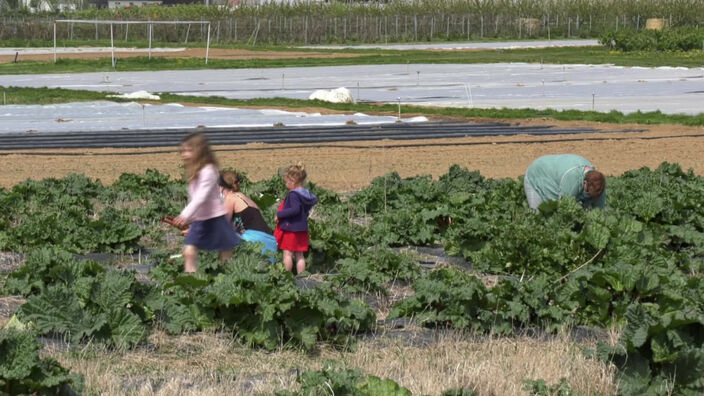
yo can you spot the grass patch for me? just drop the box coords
[2,85,703,126]
[50,329,615,395]
[0,86,121,105]
[2,46,704,75]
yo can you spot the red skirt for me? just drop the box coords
[274,200,309,251]
[275,228,309,252]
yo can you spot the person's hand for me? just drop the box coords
[180,227,189,236]
[173,216,187,229]
[274,215,279,223]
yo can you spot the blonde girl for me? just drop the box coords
[172,133,241,273]
[274,163,318,274]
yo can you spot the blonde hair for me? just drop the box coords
[284,162,307,184]
[182,133,218,181]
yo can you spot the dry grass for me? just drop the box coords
[46,328,617,395]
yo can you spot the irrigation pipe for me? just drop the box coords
[12,129,704,156]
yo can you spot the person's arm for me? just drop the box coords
[276,193,302,220]
[223,194,236,223]
[179,166,217,222]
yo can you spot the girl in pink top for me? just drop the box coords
[172,133,240,273]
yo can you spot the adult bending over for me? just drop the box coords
[524,153,606,210]
[218,171,277,256]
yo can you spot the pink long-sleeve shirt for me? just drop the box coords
[179,164,226,222]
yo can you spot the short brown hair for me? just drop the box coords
[585,170,605,198]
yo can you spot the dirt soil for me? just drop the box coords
[0,47,361,63]
[2,112,703,191]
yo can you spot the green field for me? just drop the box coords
[3,46,704,76]
[3,163,704,394]
[2,4,704,392]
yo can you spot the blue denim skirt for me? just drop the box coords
[184,215,241,251]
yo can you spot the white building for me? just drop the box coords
[19,0,78,12]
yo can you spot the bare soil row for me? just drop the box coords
[1,118,702,191]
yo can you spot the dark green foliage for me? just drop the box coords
[0,173,143,253]
[389,267,498,331]
[5,163,704,394]
[111,168,182,197]
[146,246,376,350]
[110,168,187,223]
[300,284,376,347]
[308,181,340,207]
[377,164,704,393]
[351,170,479,247]
[308,208,366,270]
[441,389,476,396]
[3,246,104,296]
[0,329,83,395]
[332,247,420,294]
[594,282,704,395]
[3,248,150,348]
[276,362,410,396]
[5,245,374,351]
[601,28,704,52]
[523,378,582,396]
[18,270,149,348]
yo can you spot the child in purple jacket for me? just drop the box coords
[274,163,318,274]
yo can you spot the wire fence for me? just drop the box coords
[0,13,696,45]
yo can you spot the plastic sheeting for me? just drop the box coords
[0,101,428,134]
[2,63,702,115]
[300,39,599,51]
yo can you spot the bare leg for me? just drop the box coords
[283,250,294,272]
[219,249,232,262]
[295,251,306,275]
[183,244,198,273]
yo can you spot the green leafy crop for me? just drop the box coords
[276,362,410,396]
[0,329,83,395]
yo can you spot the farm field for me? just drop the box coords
[2,127,704,394]
[3,16,704,392]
